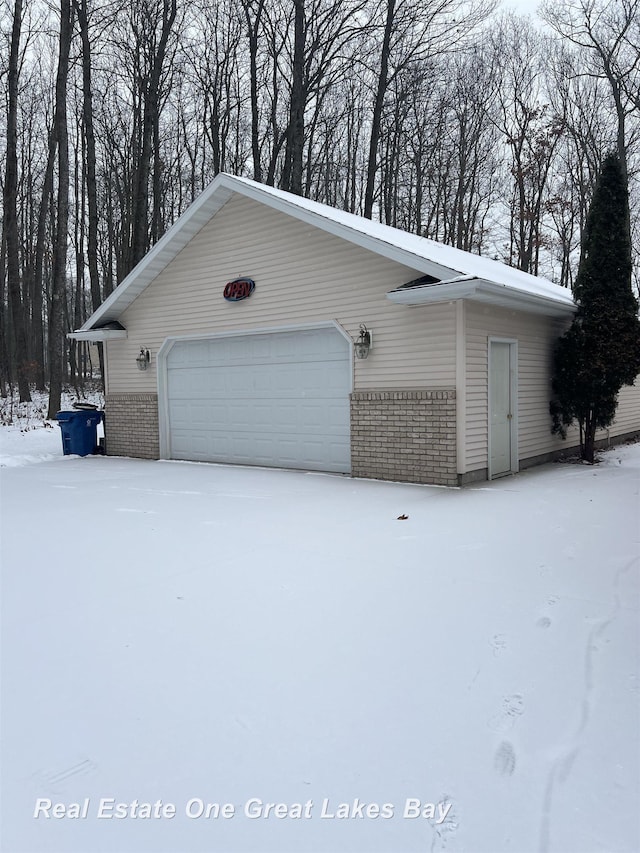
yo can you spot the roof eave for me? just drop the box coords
[386,279,577,317]
[68,328,128,342]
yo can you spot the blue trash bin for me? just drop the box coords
[56,410,103,456]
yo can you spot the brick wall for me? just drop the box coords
[350,389,457,486]
[103,389,458,482]
[104,393,160,459]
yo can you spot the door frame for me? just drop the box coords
[487,337,519,479]
[156,320,353,461]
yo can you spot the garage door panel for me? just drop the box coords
[325,404,350,430]
[187,403,212,429]
[171,432,208,456]
[168,364,350,400]
[169,334,349,370]
[165,328,351,473]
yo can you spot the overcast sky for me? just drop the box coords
[500,0,543,17]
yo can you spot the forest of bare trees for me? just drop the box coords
[1,0,639,410]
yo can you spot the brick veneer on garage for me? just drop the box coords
[104,393,159,459]
[350,389,457,486]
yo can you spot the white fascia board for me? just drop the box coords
[386,278,576,317]
[67,329,128,342]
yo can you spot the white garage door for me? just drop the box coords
[165,327,351,473]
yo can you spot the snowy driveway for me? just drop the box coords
[1,450,639,853]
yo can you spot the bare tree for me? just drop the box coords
[442,48,501,252]
[127,0,178,271]
[239,0,267,181]
[47,0,73,418]
[541,0,640,182]
[545,44,613,286]
[3,0,31,402]
[185,0,244,178]
[74,0,105,382]
[363,0,496,219]
[490,15,564,274]
[280,0,305,193]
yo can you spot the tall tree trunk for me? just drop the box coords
[242,0,265,183]
[364,0,395,219]
[0,226,11,395]
[582,412,596,464]
[47,0,73,419]
[76,0,104,385]
[3,0,31,402]
[33,125,58,391]
[75,0,100,315]
[282,0,305,194]
[130,0,177,271]
[152,102,163,244]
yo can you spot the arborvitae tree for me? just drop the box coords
[550,152,640,462]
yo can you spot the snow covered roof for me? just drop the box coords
[74,173,576,336]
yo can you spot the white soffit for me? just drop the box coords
[68,329,128,342]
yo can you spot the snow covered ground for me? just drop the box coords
[1,423,638,853]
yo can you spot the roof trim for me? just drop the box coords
[68,328,128,341]
[79,173,576,330]
[386,278,577,317]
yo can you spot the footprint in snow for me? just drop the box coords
[489,633,507,655]
[494,741,516,776]
[429,795,459,852]
[488,693,525,733]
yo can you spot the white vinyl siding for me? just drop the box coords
[466,305,571,472]
[106,194,456,393]
[610,381,640,437]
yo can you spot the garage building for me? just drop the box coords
[71,174,640,485]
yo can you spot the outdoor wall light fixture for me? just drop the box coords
[354,324,372,359]
[136,347,151,371]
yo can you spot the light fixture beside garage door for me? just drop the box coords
[354,324,372,359]
[136,347,151,370]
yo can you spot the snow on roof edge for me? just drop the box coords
[81,173,574,329]
[229,175,574,306]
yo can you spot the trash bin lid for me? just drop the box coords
[56,410,101,422]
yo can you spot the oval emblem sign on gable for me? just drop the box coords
[224,278,256,302]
